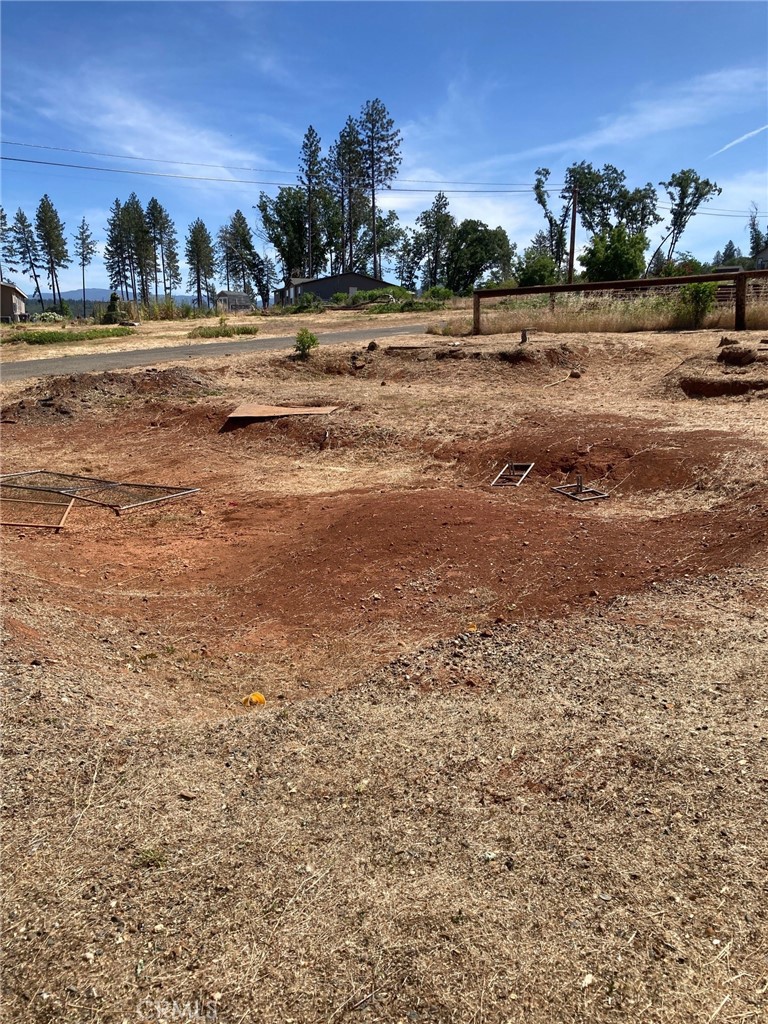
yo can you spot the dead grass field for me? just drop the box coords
[2,320,767,1023]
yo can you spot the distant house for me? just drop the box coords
[0,282,27,322]
[273,272,400,306]
[755,246,768,270]
[216,290,254,313]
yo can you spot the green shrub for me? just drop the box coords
[294,327,319,359]
[422,286,453,301]
[290,292,325,313]
[331,292,349,305]
[673,282,717,328]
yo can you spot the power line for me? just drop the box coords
[2,152,765,216]
[0,140,555,187]
[0,155,549,194]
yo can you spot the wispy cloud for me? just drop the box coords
[709,124,768,158]
[469,67,767,174]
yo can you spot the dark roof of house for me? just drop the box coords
[0,282,28,299]
[216,291,252,300]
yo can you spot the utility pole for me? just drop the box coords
[567,187,578,284]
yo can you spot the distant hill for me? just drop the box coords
[26,290,201,315]
[38,289,199,304]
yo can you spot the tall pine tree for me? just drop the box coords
[8,209,45,308]
[73,217,97,317]
[185,219,215,307]
[357,99,402,279]
[298,125,324,279]
[35,195,70,309]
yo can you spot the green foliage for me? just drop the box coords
[331,292,348,304]
[350,286,410,305]
[290,291,326,313]
[417,191,455,289]
[515,249,558,287]
[185,218,216,308]
[445,220,513,294]
[101,291,129,324]
[673,282,717,328]
[422,286,453,301]
[294,327,319,359]
[186,324,259,339]
[6,327,134,346]
[580,224,647,282]
[145,298,179,321]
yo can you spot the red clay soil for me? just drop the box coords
[3,404,767,697]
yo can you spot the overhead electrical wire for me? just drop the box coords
[2,148,764,217]
[0,155,550,194]
[0,140,557,187]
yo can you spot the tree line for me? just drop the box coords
[2,96,766,312]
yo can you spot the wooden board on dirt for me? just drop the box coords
[226,404,339,421]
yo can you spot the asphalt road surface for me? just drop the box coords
[0,323,428,383]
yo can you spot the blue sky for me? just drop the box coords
[1,0,767,295]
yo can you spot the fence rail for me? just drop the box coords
[472,269,768,334]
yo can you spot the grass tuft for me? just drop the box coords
[2,327,136,346]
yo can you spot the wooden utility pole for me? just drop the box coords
[567,188,578,284]
[735,272,747,330]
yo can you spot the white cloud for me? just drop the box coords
[470,67,768,173]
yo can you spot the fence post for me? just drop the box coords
[734,273,747,331]
[473,292,481,335]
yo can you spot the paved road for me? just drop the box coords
[0,322,428,382]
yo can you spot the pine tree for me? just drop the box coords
[216,224,234,291]
[73,217,97,318]
[0,206,15,282]
[8,208,45,308]
[104,200,130,299]
[35,195,71,309]
[325,118,367,273]
[357,99,402,279]
[416,192,455,289]
[226,210,257,293]
[122,193,154,305]
[298,125,324,279]
[185,219,215,307]
[145,198,180,300]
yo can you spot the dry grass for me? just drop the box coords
[3,571,767,1023]
[438,296,768,337]
[2,325,768,1023]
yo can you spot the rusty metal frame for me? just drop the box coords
[71,484,200,514]
[0,471,199,517]
[551,474,608,502]
[491,462,535,487]
[0,493,76,531]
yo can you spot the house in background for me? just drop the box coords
[755,245,768,270]
[216,290,255,313]
[273,272,400,306]
[0,282,27,322]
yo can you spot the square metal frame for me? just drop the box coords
[491,462,535,487]
[551,474,609,502]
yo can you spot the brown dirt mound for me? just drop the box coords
[435,418,737,493]
[662,354,768,399]
[1,367,215,423]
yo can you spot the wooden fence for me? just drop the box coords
[472,269,768,335]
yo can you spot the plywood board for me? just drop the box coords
[226,404,338,421]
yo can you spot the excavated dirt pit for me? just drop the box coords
[3,373,766,702]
